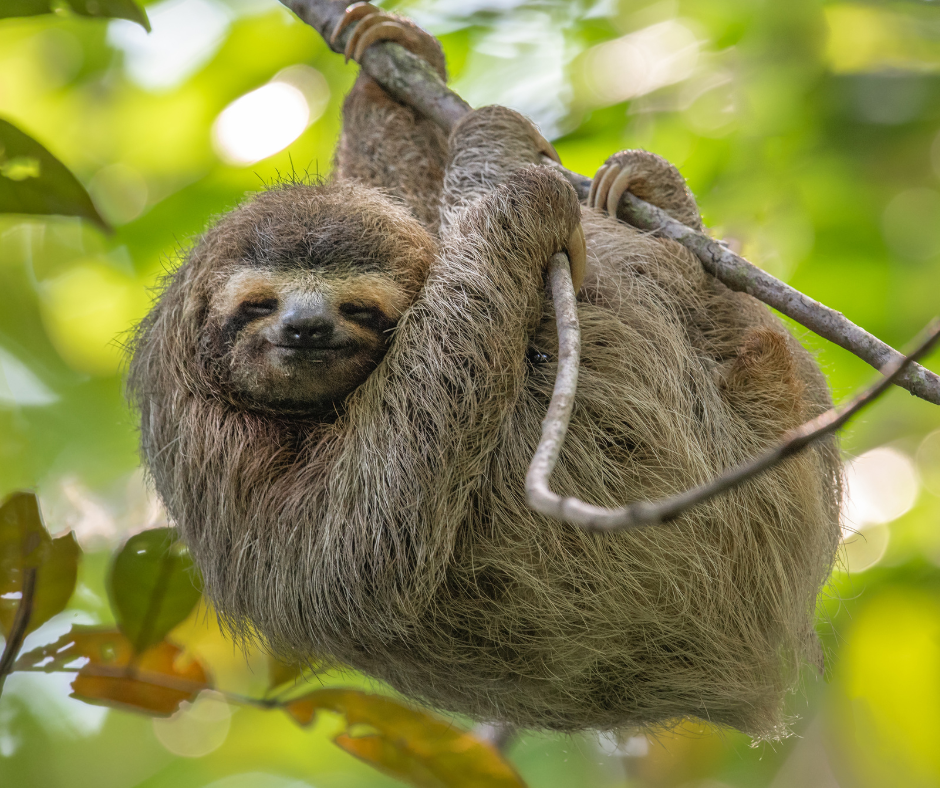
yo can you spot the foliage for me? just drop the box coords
[2,492,523,786]
[0,0,939,787]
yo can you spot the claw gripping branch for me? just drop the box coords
[279,0,940,530]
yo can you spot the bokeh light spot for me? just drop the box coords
[581,20,700,106]
[108,0,231,91]
[843,446,919,531]
[841,523,890,573]
[212,83,311,166]
[152,692,231,758]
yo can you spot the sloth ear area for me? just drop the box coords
[717,327,808,433]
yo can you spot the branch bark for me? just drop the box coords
[280,0,940,530]
[280,0,940,407]
[530,313,939,531]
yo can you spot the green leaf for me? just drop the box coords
[285,689,527,788]
[0,0,149,29]
[0,118,108,230]
[0,493,81,637]
[17,626,211,716]
[0,0,55,19]
[65,0,150,32]
[108,528,203,653]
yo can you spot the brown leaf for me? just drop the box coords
[284,689,526,788]
[0,492,79,636]
[17,627,211,717]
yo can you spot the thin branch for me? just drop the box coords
[616,192,940,407]
[0,566,37,697]
[279,0,940,407]
[528,319,940,531]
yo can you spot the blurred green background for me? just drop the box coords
[2,0,940,786]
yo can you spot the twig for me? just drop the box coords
[279,0,940,407]
[528,319,940,531]
[0,566,37,697]
[616,192,940,407]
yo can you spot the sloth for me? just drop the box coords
[128,5,841,738]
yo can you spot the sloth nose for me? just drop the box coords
[278,306,335,348]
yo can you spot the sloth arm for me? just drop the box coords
[332,11,449,234]
[325,107,581,608]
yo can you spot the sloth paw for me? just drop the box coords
[587,150,702,231]
[331,3,447,80]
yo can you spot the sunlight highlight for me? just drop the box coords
[212,82,311,166]
[843,446,920,531]
[582,20,700,105]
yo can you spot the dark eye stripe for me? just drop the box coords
[339,303,395,332]
[239,299,278,319]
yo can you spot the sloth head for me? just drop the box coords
[133,182,437,416]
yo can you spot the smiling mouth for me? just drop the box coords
[272,342,358,359]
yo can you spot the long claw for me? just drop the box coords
[592,164,620,215]
[566,223,587,292]
[330,2,376,48]
[588,164,608,208]
[533,131,561,164]
[606,167,634,221]
[352,19,419,63]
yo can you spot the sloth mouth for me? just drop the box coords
[272,341,357,356]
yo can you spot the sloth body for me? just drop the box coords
[129,22,840,738]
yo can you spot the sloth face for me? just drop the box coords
[207,266,413,413]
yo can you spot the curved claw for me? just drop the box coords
[533,131,562,165]
[605,167,634,221]
[587,164,608,209]
[351,19,421,63]
[566,223,587,292]
[592,164,619,215]
[330,2,376,49]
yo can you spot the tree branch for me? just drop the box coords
[280,0,940,407]
[617,193,940,406]
[529,316,940,531]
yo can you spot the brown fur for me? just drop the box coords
[128,28,841,739]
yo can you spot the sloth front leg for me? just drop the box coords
[442,106,584,288]
[331,3,449,233]
[588,150,703,231]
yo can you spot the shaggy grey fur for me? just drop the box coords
[128,43,841,738]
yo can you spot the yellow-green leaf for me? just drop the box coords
[108,527,203,653]
[284,689,526,788]
[0,492,80,637]
[0,0,54,19]
[0,118,108,230]
[65,0,150,31]
[17,626,211,716]
[0,0,149,29]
